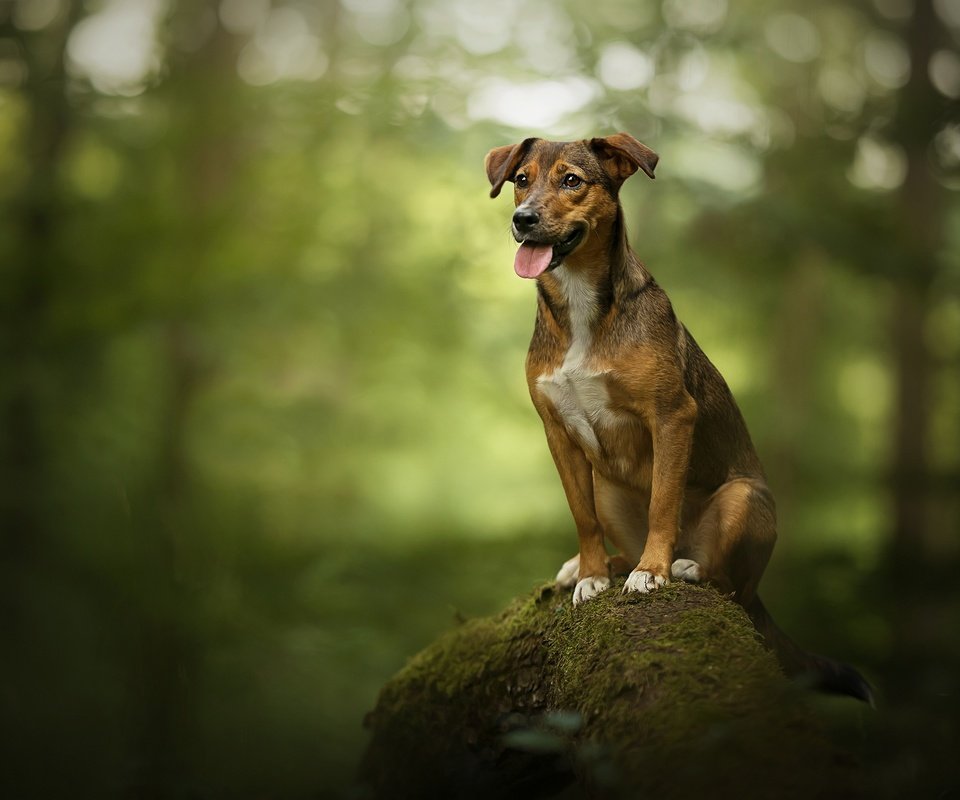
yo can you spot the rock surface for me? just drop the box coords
[360,580,862,799]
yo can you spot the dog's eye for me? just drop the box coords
[516,174,528,188]
[563,174,583,188]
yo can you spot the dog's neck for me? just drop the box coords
[536,206,650,338]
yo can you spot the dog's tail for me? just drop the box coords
[746,595,874,705]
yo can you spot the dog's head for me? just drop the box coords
[484,134,658,278]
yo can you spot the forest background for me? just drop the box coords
[1,0,959,796]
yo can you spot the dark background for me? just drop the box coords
[1,0,958,796]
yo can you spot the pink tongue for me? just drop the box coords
[514,242,554,279]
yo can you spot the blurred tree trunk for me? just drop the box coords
[0,1,80,561]
[770,248,827,524]
[134,322,211,800]
[130,5,238,796]
[889,0,948,564]
[875,0,958,712]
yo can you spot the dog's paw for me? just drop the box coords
[622,569,668,595]
[555,554,580,589]
[670,558,702,583]
[573,575,610,605]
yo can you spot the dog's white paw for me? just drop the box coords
[555,554,580,589]
[670,558,702,583]
[573,576,610,605]
[622,569,667,595]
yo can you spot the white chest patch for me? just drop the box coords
[536,267,621,453]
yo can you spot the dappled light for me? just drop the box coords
[66,0,164,95]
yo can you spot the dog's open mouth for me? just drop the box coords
[514,227,586,279]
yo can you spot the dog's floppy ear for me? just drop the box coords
[484,138,537,198]
[590,133,659,185]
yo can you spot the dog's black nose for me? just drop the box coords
[513,208,540,232]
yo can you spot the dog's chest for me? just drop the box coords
[537,363,619,453]
[534,267,625,454]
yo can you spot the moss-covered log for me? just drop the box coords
[360,580,862,799]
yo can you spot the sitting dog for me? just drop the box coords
[485,133,871,702]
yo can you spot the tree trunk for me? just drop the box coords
[128,5,238,795]
[888,0,949,562]
[0,0,81,560]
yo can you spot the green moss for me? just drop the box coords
[361,581,863,799]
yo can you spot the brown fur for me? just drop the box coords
[485,133,872,703]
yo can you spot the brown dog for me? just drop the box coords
[485,133,871,702]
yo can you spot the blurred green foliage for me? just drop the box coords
[1,0,958,797]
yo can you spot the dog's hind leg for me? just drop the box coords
[679,478,777,604]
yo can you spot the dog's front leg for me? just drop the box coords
[624,392,697,594]
[542,420,610,605]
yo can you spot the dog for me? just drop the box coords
[484,133,872,703]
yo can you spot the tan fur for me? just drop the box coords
[485,133,873,703]
[491,134,776,603]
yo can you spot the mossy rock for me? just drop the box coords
[360,581,862,799]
